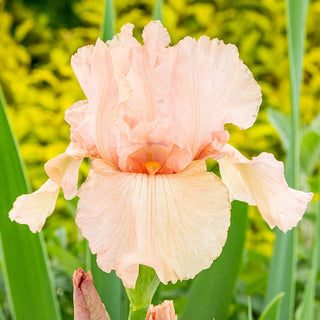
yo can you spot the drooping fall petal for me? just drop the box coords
[76,160,230,288]
[9,179,59,233]
[146,300,177,320]
[44,151,82,200]
[218,145,313,232]
[73,268,110,320]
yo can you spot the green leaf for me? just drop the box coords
[259,293,284,320]
[300,130,320,176]
[153,0,163,23]
[0,87,60,319]
[297,175,320,320]
[86,251,129,320]
[267,109,291,152]
[265,229,296,320]
[181,201,248,320]
[248,296,253,320]
[101,0,114,42]
[47,243,83,278]
[265,1,309,319]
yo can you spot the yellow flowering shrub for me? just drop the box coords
[0,0,319,315]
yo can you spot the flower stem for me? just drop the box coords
[125,265,160,320]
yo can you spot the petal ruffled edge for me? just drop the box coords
[9,179,59,233]
[76,159,231,288]
[218,145,313,232]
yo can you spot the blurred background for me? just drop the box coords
[0,0,319,318]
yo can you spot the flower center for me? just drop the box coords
[144,161,162,175]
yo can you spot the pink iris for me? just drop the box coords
[9,21,313,289]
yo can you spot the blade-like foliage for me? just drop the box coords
[101,0,115,42]
[265,0,309,319]
[153,0,163,22]
[248,297,253,320]
[300,130,320,176]
[181,201,248,320]
[267,109,290,152]
[0,87,60,319]
[259,293,284,320]
[87,252,129,320]
[297,176,320,319]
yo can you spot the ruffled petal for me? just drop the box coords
[107,23,140,76]
[146,300,177,320]
[73,268,110,320]
[112,22,193,173]
[9,179,59,233]
[65,100,99,158]
[218,145,313,232]
[76,160,230,288]
[71,38,123,164]
[44,150,82,200]
[169,36,261,157]
[70,45,95,100]
[70,22,261,173]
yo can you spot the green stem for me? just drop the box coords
[125,265,160,320]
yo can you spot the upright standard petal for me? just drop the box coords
[65,100,99,158]
[71,38,123,164]
[73,268,110,320]
[9,179,59,233]
[218,145,313,232]
[146,300,177,320]
[169,36,262,158]
[76,160,230,288]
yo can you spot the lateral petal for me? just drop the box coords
[76,160,230,288]
[218,145,313,232]
[9,179,59,233]
[44,150,82,200]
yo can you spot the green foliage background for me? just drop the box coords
[0,0,319,318]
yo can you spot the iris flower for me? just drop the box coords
[10,21,313,289]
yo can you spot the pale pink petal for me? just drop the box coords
[168,36,261,158]
[196,130,230,160]
[111,22,192,172]
[107,23,140,76]
[73,268,110,320]
[146,300,177,320]
[70,22,261,173]
[218,145,313,232]
[71,38,122,165]
[9,179,59,233]
[71,45,95,100]
[65,100,99,158]
[76,160,230,288]
[142,20,171,65]
[44,151,82,200]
